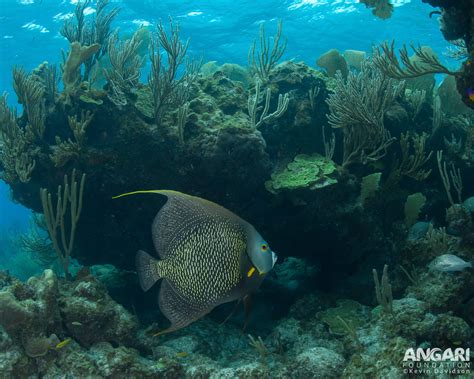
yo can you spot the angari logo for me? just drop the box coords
[403,348,470,362]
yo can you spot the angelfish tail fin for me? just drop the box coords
[136,250,162,291]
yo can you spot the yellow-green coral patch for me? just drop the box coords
[318,299,370,336]
[265,154,338,193]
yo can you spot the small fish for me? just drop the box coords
[468,88,474,102]
[55,338,72,350]
[71,321,82,327]
[113,190,278,335]
[176,352,188,358]
[429,254,473,272]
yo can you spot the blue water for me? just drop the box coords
[0,0,457,256]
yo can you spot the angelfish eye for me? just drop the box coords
[261,244,268,252]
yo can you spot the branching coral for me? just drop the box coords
[0,94,37,183]
[19,214,56,267]
[373,41,459,79]
[247,80,289,129]
[40,169,86,279]
[436,150,463,206]
[248,20,287,83]
[326,61,404,167]
[177,102,190,145]
[148,20,190,125]
[405,89,426,120]
[12,66,46,138]
[50,110,93,167]
[60,0,119,81]
[31,61,58,105]
[372,264,393,314]
[248,335,269,359]
[386,133,433,187]
[104,30,144,106]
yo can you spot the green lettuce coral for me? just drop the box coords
[318,299,370,336]
[265,154,338,194]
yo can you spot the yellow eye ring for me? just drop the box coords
[261,244,268,252]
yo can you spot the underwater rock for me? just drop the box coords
[445,204,472,237]
[430,314,471,345]
[407,271,473,312]
[266,317,303,352]
[0,270,165,377]
[43,342,167,378]
[292,346,345,379]
[212,363,270,379]
[90,264,133,289]
[439,4,471,41]
[0,328,25,377]
[0,269,61,338]
[384,103,409,136]
[268,256,318,293]
[382,298,434,338]
[260,61,329,159]
[288,293,333,320]
[195,71,248,118]
[60,275,139,347]
[462,196,474,214]
[198,126,271,202]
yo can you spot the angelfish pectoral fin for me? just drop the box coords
[247,267,256,277]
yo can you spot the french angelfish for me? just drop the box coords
[113,190,277,335]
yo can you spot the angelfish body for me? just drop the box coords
[113,190,277,334]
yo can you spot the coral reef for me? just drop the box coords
[0,3,473,377]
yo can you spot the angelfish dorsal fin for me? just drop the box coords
[113,189,246,259]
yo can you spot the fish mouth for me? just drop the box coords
[271,251,277,267]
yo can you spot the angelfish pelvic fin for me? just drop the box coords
[220,299,242,326]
